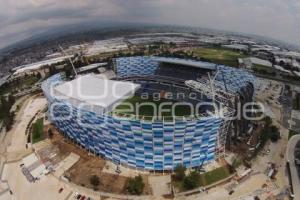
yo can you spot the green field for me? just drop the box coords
[190,47,247,67]
[32,117,44,143]
[198,166,231,186]
[173,165,232,192]
[252,64,275,74]
[113,95,194,119]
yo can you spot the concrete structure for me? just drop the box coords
[286,135,300,199]
[76,63,107,74]
[248,57,272,68]
[274,65,292,75]
[22,153,39,167]
[22,152,48,180]
[222,44,249,51]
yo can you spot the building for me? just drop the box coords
[11,56,71,76]
[248,57,272,68]
[222,44,249,51]
[42,56,255,171]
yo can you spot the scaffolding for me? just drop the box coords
[184,73,237,160]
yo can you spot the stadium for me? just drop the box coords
[42,56,255,171]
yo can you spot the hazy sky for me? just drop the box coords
[1,0,300,49]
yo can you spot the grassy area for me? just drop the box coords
[0,76,39,95]
[113,95,194,119]
[173,165,232,192]
[190,47,247,67]
[32,117,44,143]
[252,64,275,74]
[198,166,231,186]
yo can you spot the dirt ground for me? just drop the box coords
[48,125,151,195]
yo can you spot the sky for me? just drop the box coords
[1,0,300,49]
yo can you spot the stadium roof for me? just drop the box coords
[54,74,140,113]
[153,57,217,70]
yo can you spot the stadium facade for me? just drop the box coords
[42,56,255,171]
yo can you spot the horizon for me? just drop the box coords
[0,22,299,54]
[1,0,300,51]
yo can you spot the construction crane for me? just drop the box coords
[59,45,78,77]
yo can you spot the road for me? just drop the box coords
[286,135,300,200]
[254,73,300,87]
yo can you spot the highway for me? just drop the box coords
[286,135,300,200]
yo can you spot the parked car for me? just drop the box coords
[80,196,86,200]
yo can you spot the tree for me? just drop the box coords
[183,170,201,190]
[279,60,285,66]
[264,116,272,127]
[36,73,42,79]
[49,65,58,76]
[289,130,300,139]
[231,156,242,168]
[126,175,145,195]
[90,175,100,188]
[48,128,54,139]
[1,96,8,110]
[174,164,186,181]
[64,65,73,79]
[8,95,15,105]
[270,125,280,142]
[4,111,15,131]
[0,95,16,131]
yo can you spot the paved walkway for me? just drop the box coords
[7,98,47,153]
